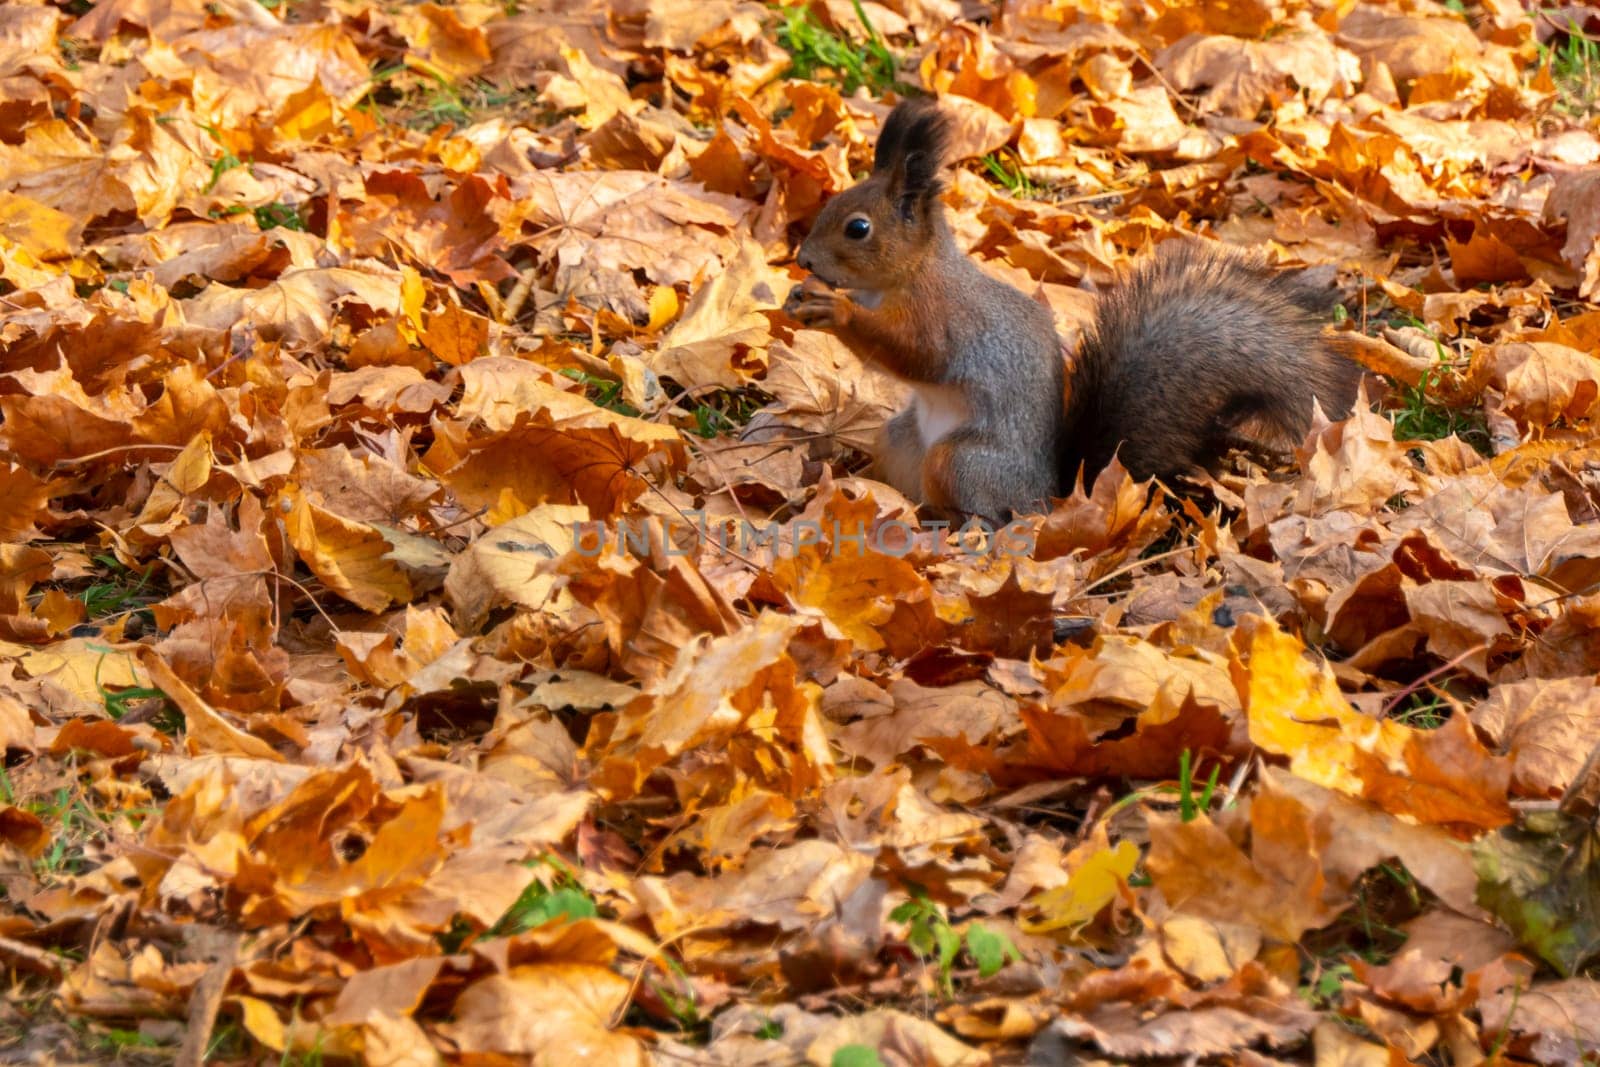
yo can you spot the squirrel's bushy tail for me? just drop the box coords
[1061,242,1362,486]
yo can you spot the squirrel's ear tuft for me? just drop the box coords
[873,98,951,214]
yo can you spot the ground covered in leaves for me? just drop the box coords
[2,0,1600,1063]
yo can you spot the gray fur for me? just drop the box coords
[1062,241,1362,486]
[903,219,1063,518]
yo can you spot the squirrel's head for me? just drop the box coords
[796,98,952,291]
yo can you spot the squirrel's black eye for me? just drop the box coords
[844,217,871,240]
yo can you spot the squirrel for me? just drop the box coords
[783,97,1363,520]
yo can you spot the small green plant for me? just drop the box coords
[151,702,187,736]
[57,36,87,70]
[101,682,168,722]
[981,150,1039,198]
[1301,863,1417,979]
[1374,862,1422,913]
[693,405,735,438]
[1391,690,1449,729]
[890,891,1020,994]
[1297,869,1421,1013]
[560,369,641,417]
[205,1018,250,1061]
[755,1017,784,1040]
[254,202,307,232]
[1176,749,1221,823]
[94,1027,161,1053]
[1388,372,1490,452]
[276,1031,327,1067]
[410,84,473,128]
[892,892,960,991]
[650,955,706,1034]
[27,788,103,879]
[684,386,766,439]
[775,1,907,96]
[1538,15,1599,115]
[488,856,599,937]
[1485,981,1523,1060]
[363,65,523,131]
[1381,317,1490,453]
[435,916,475,954]
[1298,958,1357,1008]
[92,648,168,722]
[832,1047,886,1067]
[964,922,1022,977]
[198,122,245,194]
[80,555,157,621]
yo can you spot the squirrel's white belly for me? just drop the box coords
[913,383,971,448]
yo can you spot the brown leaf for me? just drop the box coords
[1481,342,1600,428]
[1159,31,1354,118]
[806,1010,987,1067]
[744,332,902,457]
[653,237,787,389]
[343,171,514,287]
[443,964,644,1062]
[637,838,873,941]
[281,489,414,613]
[586,612,830,800]
[1545,169,1600,298]
[183,268,405,346]
[426,358,685,518]
[560,545,743,687]
[1472,676,1600,797]
[0,805,48,857]
[137,648,282,761]
[1478,977,1600,1066]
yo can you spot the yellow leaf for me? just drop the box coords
[0,190,77,260]
[1236,617,1408,796]
[645,284,680,332]
[1021,839,1138,933]
[132,431,213,529]
[399,265,427,343]
[282,489,414,612]
[234,995,286,1052]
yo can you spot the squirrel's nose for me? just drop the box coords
[797,248,813,272]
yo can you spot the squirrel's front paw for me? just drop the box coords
[783,283,809,317]
[786,280,851,328]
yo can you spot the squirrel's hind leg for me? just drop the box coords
[923,427,1052,521]
[875,407,927,502]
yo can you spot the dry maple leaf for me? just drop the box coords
[183,267,405,346]
[443,963,645,1063]
[652,237,789,389]
[745,331,902,457]
[586,611,831,801]
[340,170,517,288]
[508,169,754,307]
[425,357,685,519]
